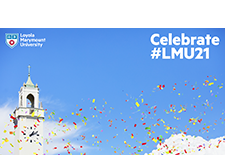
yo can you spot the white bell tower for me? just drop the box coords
[13,65,44,155]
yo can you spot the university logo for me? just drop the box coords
[5,33,19,49]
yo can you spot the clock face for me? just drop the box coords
[23,125,39,143]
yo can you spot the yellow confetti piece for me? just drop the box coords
[10,143,14,147]
[208,82,214,86]
[72,112,74,115]
[31,111,35,117]
[161,119,165,123]
[142,99,144,103]
[124,141,127,144]
[135,102,140,107]
[4,130,6,133]
[19,147,22,150]
[92,99,95,103]
[8,150,11,153]
[152,138,157,143]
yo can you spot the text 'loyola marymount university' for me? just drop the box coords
[20,33,46,48]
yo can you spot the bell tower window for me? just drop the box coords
[27,94,35,108]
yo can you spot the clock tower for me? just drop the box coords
[13,65,44,155]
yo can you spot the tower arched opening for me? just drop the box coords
[27,94,35,108]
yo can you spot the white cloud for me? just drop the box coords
[0,101,93,155]
[145,133,225,155]
[43,120,92,155]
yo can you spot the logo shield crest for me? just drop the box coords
[5,33,19,49]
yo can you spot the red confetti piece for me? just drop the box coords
[159,85,162,90]
[198,119,202,123]
[134,124,137,127]
[10,115,16,120]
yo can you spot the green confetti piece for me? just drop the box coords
[84,116,87,121]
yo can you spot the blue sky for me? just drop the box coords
[0,28,225,155]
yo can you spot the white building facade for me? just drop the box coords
[13,66,44,155]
